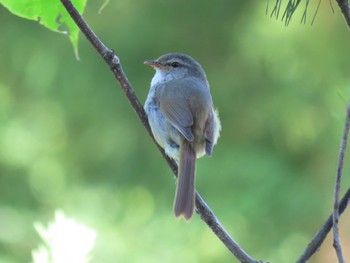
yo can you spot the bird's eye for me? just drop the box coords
[171,62,180,68]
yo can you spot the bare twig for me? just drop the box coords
[333,105,350,263]
[60,0,262,262]
[336,0,350,29]
[296,105,350,263]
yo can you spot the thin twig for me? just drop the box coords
[60,0,262,262]
[336,0,350,29]
[296,105,350,263]
[333,105,350,263]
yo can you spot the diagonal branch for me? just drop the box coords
[336,0,350,29]
[333,105,350,263]
[60,0,263,262]
[296,105,350,263]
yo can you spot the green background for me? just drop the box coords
[1,1,350,262]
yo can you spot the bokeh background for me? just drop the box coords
[1,1,350,262]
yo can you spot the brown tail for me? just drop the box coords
[173,141,196,220]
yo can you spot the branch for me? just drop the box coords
[333,105,350,263]
[60,0,263,262]
[296,188,350,263]
[336,0,350,29]
[296,105,350,263]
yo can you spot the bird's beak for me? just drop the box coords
[144,60,165,69]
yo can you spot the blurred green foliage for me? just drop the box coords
[1,1,350,262]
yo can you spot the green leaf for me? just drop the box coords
[0,0,87,59]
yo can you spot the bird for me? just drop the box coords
[144,53,221,220]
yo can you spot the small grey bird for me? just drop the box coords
[144,53,221,220]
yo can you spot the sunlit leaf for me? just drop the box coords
[0,0,87,59]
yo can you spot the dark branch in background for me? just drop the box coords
[60,0,263,262]
[336,0,350,28]
[333,105,350,263]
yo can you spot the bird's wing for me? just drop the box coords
[157,80,195,142]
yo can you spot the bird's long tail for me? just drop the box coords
[173,141,196,220]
